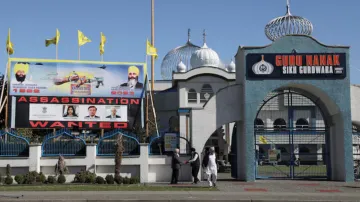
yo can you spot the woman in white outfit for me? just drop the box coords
[205,147,217,187]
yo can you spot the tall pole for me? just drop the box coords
[54,44,58,135]
[5,55,9,131]
[151,0,155,95]
[78,46,80,60]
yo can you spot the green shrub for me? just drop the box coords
[74,170,96,184]
[36,172,46,184]
[133,177,140,184]
[95,176,105,184]
[86,172,96,184]
[14,175,24,184]
[47,176,56,184]
[123,177,130,184]
[114,175,123,184]
[129,177,140,184]
[57,175,66,184]
[23,171,38,184]
[4,176,13,185]
[74,171,87,183]
[105,175,114,184]
[0,173,3,184]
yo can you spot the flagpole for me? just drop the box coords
[151,0,155,97]
[78,45,80,60]
[5,53,9,130]
[100,52,104,137]
[54,31,58,135]
[53,41,57,137]
[56,43,58,60]
[145,53,149,137]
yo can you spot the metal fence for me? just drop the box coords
[0,130,30,157]
[97,129,140,156]
[42,129,87,157]
[353,125,360,180]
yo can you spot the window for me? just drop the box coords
[200,84,214,103]
[188,89,197,103]
[273,118,286,130]
[299,147,310,153]
[254,118,264,128]
[295,118,309,129]
[278,147,287,154]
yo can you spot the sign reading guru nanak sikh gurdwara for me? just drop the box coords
[246,53,346,79]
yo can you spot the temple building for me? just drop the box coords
[150,0,358,181]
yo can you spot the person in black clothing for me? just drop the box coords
[186,148,200,184]
[171,148,182,184]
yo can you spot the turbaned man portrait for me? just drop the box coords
[120,66,143,89]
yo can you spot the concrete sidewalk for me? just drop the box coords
[1,180,360,201]
[0,191,359,201]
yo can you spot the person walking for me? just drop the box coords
[204,147,218,187]
[186,148,200,184]
[171,148,182,184]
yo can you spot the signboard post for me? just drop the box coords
[164,133,179,152]
[268,149,281,165]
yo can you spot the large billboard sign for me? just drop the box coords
[8,59,146,129]
[246,53,346,79]
[9,59,146,97]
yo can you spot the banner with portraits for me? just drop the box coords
[29,104,128,122]
[8,58,146,98]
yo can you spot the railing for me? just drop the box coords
[97,129,140,156]
[41,129,87,157]
[0,130,30,157]
[149,132,191,155]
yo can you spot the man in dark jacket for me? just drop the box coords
[171,148,182,184]
[186,148,200,184]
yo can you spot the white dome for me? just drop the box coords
[177,60,187,72]
[190,43,220,69]
[227,60,236,72]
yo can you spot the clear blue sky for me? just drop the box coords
[0,0,359,82]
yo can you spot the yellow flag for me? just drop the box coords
[146,39,158,59]
[6,28,14,55]
[78,30,91,46]
[259,136,268,144]
[45,29,60,47]
[99,32,106,55]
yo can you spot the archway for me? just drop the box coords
[254,89,329,179]
[190,84,242,181]
[201,125,234,181]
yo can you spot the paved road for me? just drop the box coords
[1,180,360,201]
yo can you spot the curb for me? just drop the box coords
[0,200,357,202]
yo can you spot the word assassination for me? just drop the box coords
[17,96,140,105]
[29,121,128,129]
[275,54,342,75]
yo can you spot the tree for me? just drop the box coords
[0,75,7,129]
[114,134,124,177]
[145,91,160,138]
[55,155,68,176]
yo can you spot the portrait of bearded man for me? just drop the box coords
[11,62,34,85]
[120,66,143,89]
